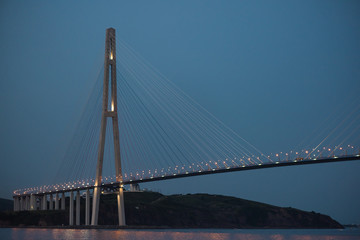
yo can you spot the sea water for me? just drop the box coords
[0,228,359,240]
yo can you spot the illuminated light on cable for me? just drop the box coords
[275,162,279,164]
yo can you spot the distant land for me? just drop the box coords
[0,198,13,212]
[0,192,343,228]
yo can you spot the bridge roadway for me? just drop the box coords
[14,154,360,197]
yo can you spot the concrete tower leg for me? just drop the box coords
[91,187,101,225]
[85,189,90,225]
[49,194,53,210]
[76,191,80,225]
[91,28,111,226]
[55,193,59,210]
[61,192,66,210]
[117,187,126,226]
[69,191,74,225]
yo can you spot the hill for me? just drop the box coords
[120,192,342,228]
[0,198,13,211]
[0,192,343,228]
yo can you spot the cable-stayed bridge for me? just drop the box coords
[13,28,360,226]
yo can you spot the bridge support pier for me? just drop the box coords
[25,196,29,210]
[61,192,65,210]
[19,197,22,211]
[85,189,90,225]
[18,197,21,211]
[21,197,24,211]
[76,191,80,225]
[55,193,59,210]
[21,196,25,211]
[36,196,40,210]
[42,195,47,210]
[17,197,21,211]
[29,195,36,211]
[69,191,74,226]
[13,197,16,211]
[13,197,19,211]
[130,183,140,191]
[49,194,53,210]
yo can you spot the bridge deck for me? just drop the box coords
[14,155,360,197]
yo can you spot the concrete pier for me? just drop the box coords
[29,195,36,211]
[130,183,140,191]
[13,197,19,211]
[76,191,80,225]
[55,193,59,210]
[69,191,74,225]
[42,195,47,210]
[49,194,53,210]
[85,189,90,225]
[61,192,65,210]
[25,196,29,210]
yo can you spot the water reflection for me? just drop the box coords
[4,228,360,240]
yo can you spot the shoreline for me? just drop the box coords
[0,225,351,230]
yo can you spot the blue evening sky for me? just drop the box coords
[0,1,359,224]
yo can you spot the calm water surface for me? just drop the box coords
[1,228,359,240]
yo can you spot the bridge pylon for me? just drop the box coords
[91,28,126,226]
